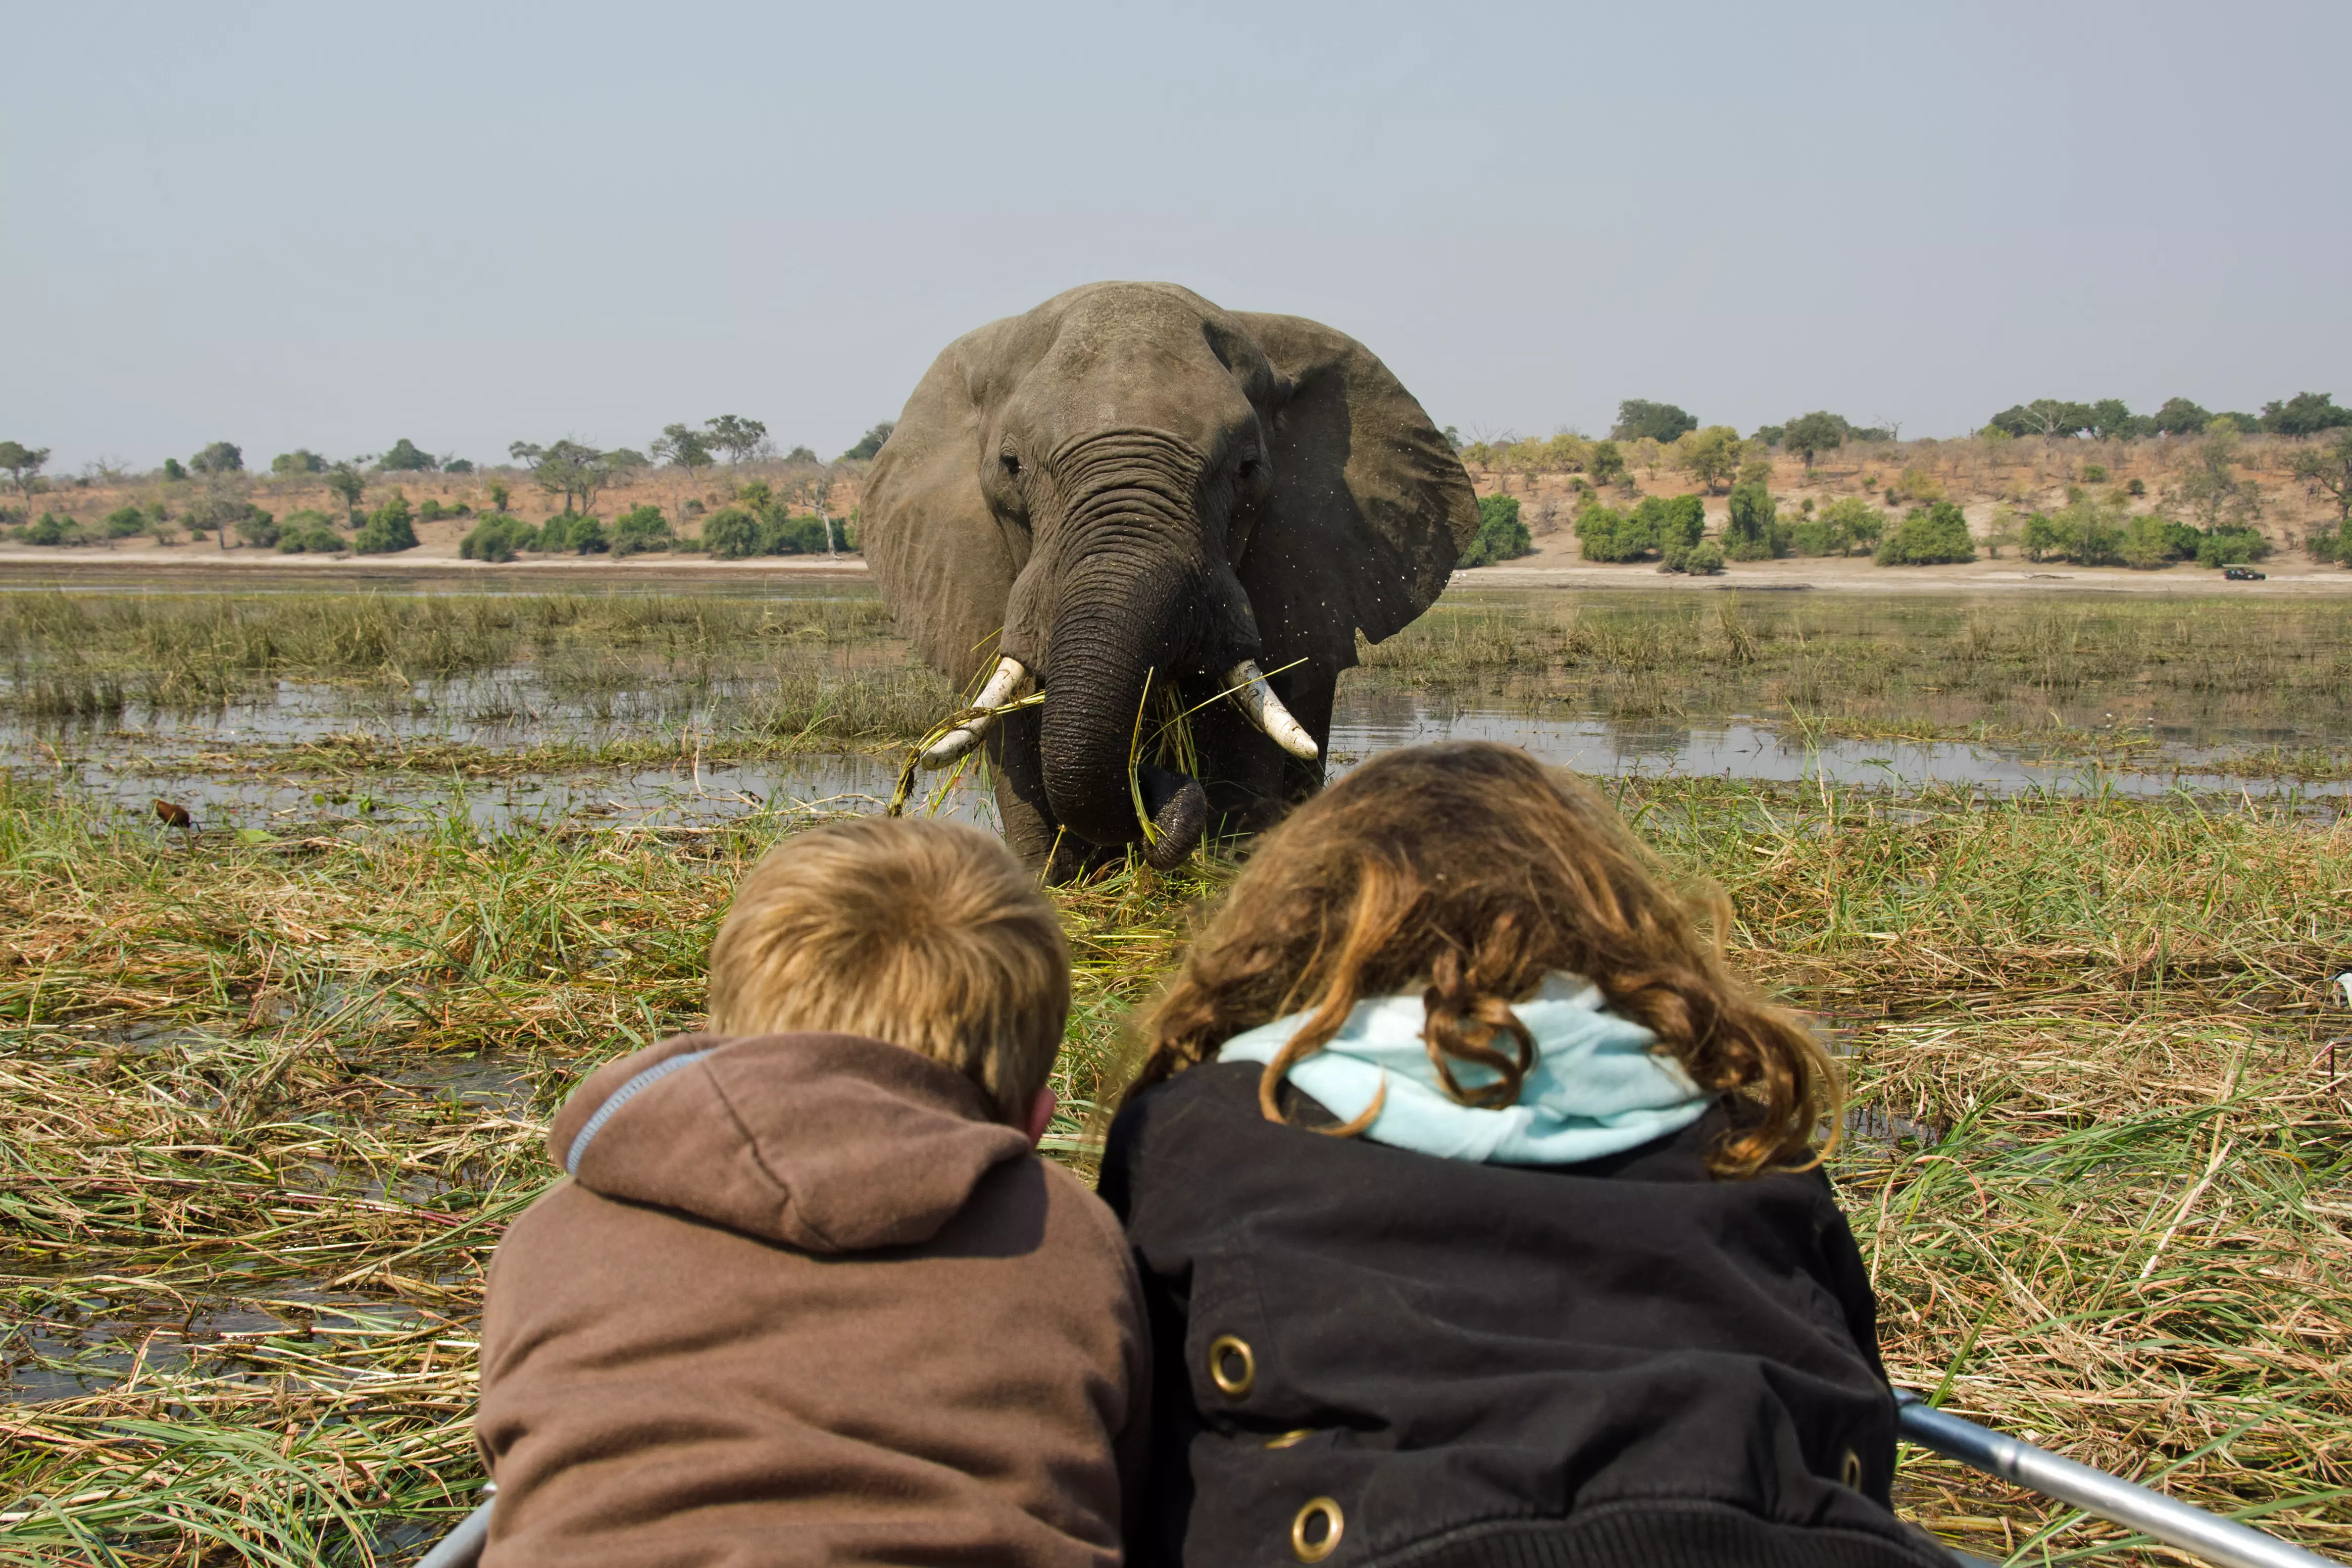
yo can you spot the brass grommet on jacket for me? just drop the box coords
[1840,1448,1863,1489]
[1291,1496,1343,1562]
[1208,1334,1256,1398]
[1265,1428,1314,1450]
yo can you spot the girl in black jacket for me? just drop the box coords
[1100,742,1950,1568]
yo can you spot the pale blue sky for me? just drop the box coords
[8,1,2347,471]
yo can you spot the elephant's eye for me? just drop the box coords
[999,451,1021,477]
[1237,454,1260,479]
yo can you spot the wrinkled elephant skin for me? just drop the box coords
[862,282,1478,879]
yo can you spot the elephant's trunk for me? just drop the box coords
[1035,431,1216,865]
[1039,558,1205,865]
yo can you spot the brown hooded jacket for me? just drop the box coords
[476,1030,1147,1567]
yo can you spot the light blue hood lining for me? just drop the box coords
[1216,973,1710,1165]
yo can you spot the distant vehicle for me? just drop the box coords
[2222,566,2266,580]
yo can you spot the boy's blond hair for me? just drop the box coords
[707,817,1069,1121]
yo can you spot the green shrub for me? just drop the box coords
[612,504,673,556]
[2081,464,2109,483]
[1722,482,1787,560]
[1587,441,1626,485]
[1576,493,1702,564]
[528,512,607,554]
[1574,501,1643,563]
[702,505,760,560]
[460,514,534,562]
[2194,527,2268,568]
[234,508,280,549]
[1874,501,1977,565]
[277,522,345,554]
[1458,495,1533,568]
[103,505,147,539]
[27,512,85,546]
[1661,538,1725,574]
[353,494,418,554]
[416,497,471,523]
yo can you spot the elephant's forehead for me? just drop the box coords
[1025,318,1259,434]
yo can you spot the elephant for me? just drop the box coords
[862,281,1477,880]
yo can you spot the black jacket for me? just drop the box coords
[1100,1062,1947,1568]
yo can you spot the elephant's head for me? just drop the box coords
[863,282,1476,870]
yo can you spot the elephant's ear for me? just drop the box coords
[1232,313,1478,667]
[861,322,1019,685]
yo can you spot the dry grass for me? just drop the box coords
[1,767,2346,1562]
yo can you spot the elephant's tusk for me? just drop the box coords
[920,656,1029,769]
[1225,661,1319,762]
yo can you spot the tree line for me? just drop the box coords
[0,417,899,555]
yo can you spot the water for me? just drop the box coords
[4,581,2346,837]
[1327,701,2348,800]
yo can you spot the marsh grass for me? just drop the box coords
[2,761,2349,1561]
[0,591,911,717]
[1362,593,2352,744]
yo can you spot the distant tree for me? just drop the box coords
[2085,399,2147,440]
[1673,426,1744,493]
[103,504,147,540]
[509,439,645,514]
[783,463,842,557]
[271,449,327,475]
[0,441,50,521]
[191,441,244,475]
[443,458,475,474]
[1586,440,1625,484]
[2168,428,2262,533]
[704,415,769,465]
[1985,400,2094,438]
[1611,400,1697,443]
[2289,430,2352,525]
[654,423,715,473]
[782,445,818,464]
[1722,482,1784,560]
[376,438,438,472]
[1440,425,1464,452]
[2148,397,2213,436]
[484,478,513,513]
[1779,412,1846,469]
[2259,392,2352,437]
[1750,425,1785,449]
[325,464,366,513]
[162,457,188,481]
[839,422,895,462]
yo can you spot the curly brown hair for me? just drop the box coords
[1132,742,1839,1177]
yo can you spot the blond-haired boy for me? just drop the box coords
[475,818,1146,1567]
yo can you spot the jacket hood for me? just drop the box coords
[545,1031,1031,1253]
[1216,971,1711,1165]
